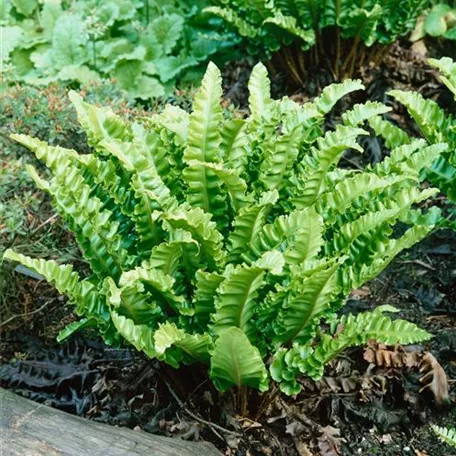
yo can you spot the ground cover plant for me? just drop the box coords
[0,80,157,332]
[1,0,236,100]
[3,62,448,399]
[204,0,431,83]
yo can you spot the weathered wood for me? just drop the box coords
[0,388,222,456]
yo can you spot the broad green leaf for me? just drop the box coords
[210,327,268,392]
[51,14,87,69]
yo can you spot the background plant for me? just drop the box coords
[368,56,455,226]
[4,62,445,400]
[1,0,237,100]
[411,2,456,42]
[204,0,431,84]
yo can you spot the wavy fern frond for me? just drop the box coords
[429,57,456,98]
[271,307,432,390]
[146,231,198,276]
[203,6,259,38]
[248,207,323,266]
[315,80,364,114]
[3,250,81,299]
[11,135,78,174]
[25,164,133,280]
[119,266,188,316]
[154,322,214,367]
[292,125,368,207]
[341,101,391,126]
[221,119,248,173]
[339,4,383,46]
[317,173,415,222]
[188,160,249,213]
[335,187,439,248]
[389,90,454,144]
[213,251,284,339]
[248,62,273,122]
[3,250,116,343]
[273,264,340,345]
[390,77,456,202]
[431,425,456,448]
[106,277,163,325]
[183,62,228,228]
[100,139,177,253]
[69,91,131,148]
[228,190,279,258]
[341,224,433,290]
[110,311,156,357]
[161,207,225,270]
[263,12,315,48]
[368,116,412,149]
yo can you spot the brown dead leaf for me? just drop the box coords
[286,421,307,437]
[317,426,345,456]
[350,286,371,299]
[363,343,420,368]
[410,40,428,56]
[420,353,449,405]
[414,449,429,456]
[295,441,314,456]
[316,375,358,394]
[238,417,262,430]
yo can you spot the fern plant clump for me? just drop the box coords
[4,62,446,395]
[385,57,456,205]
[204,0,431,82]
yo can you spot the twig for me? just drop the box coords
[397,259,435,271]
[163,379,242,439]
[0,299,53,328]
[341,155,363,170]
[30,213,59,235]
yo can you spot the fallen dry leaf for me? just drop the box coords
[294,440,314,456]
[414,449,429,456]
[318,425,345,456]
[420,353,449,405]
[363,343,421,368]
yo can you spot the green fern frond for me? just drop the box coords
[431,425,456,448]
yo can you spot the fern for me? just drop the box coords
[5,63,440,395]
[431,425,456,448]
[205,0,431,81]
[389,57,456,205]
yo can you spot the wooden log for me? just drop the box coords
[0,388,222,456]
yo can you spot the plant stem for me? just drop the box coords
[145,0,150,25]
[334,0,342,78]
[239,386,249,417]
[92,39,97,69]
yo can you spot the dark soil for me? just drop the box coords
[1,42,455,456]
